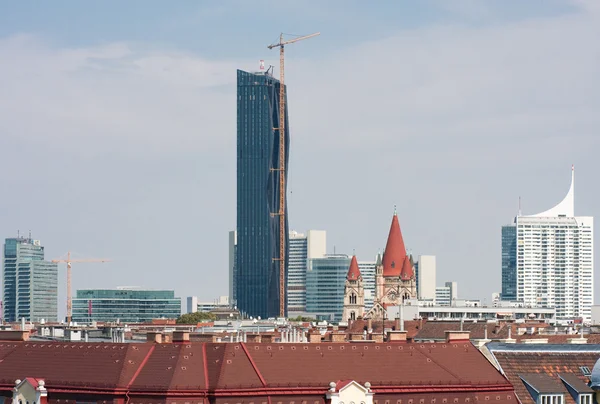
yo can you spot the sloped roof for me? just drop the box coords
[491,349,598,404]
[382,213,408,277]
[0,341,515,402]
[346,256,361,281]
[414,321,505,341]
[346,320,422,339]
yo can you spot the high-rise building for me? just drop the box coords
[2,237,58,322]
[358,260,376,310]
[306,254,350,321]
[72,288,181,324]
[417,255,437,301]
[287,230,326,316]
[501,167,594,321]
[236,68,289,319]
[228,231,237,306]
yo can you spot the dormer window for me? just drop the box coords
[578,394,592,404]
[539,395,563,404]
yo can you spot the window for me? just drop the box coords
[539,395,563,404]
[579,395,592,404]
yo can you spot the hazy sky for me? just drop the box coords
[1,0,598,318]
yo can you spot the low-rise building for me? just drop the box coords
[72,287,181,324]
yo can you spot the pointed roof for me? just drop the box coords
[375,251,382,266]
[346,255,361,281]
[382,209,408,277]
[400,255,414,280]
[527,165,575,218]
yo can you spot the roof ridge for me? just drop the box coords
[413,346,464,383]
[126,344,155,388]
[239,342,267,387]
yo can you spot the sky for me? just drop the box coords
[1,0,599,318]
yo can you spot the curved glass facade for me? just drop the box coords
[236,70,289,319]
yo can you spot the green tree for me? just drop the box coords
[289,315,316,322]
[176,311,217,324]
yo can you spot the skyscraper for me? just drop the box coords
[2,237,58,322]
[228,230,237,306]
[287,230,326,316]
[501,167,594,321]
[236,68,289,319]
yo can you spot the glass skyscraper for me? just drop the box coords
[2,237,58,322]
[306,254,350,321]
[236,69,289,319]
[72,288,181,324]
[501,224,517,301]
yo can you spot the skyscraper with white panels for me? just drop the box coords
[287,230,326,315]
[358,259,376,310]
[501,167,594,322]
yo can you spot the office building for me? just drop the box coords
[287,230,326,315]
[236,68,289,319]
[228,231,237,305]
[358,260,376,310]
[187,295,230,314]
[2,237,58,322]
[306,254,350,321]
[501,167,594,321]
[72,288,181,324]
[417,255,436,301]
[436,282,458,306]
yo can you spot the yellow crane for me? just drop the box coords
[268,32,319,317]
[52,252,110,324]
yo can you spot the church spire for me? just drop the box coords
[346,255,361,281]
[382,208,408,277]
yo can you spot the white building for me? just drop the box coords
[358,260,376,310]
[502,167,594,322]
[417,255,436,300]
[288,230,326,316]
[187,295,230,313]
[436,282,458,306]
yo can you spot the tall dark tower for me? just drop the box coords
[235,68,289,319]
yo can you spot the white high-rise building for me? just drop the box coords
[358,260,376,310]
[288,230,326,315]
[417,255,437,301]
[502,167,594,322]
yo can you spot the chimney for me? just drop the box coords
[387,330,408,343]
[367,318,373,332]
[246,334,263,343]
[445,330,471,343]
[331,331,346,343]
[395,318,400,331]
[309,329,321,343]
[146,331,163,344]
[173,331,190,343]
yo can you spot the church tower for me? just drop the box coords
[373,208,417,309]
[342,255,364,321]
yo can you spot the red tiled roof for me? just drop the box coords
[347,255,361,281]
[0,341,515,403]
[400,255,414,280]
[493,351,599,404]
[382,213,410,278]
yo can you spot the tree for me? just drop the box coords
[176,311,217,324]
[289,315,316,322]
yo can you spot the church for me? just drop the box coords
[342,209,417,321]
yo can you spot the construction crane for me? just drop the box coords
[268,32,320,317]
[52,252,110,324]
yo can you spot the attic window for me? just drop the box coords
[539,395,563,404]
[580,367,592,377]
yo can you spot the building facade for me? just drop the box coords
[358,260,376,310]
[501,167,594,322]
[306,254,350,321]
[72,288,181,324]
[236,68,289,319]
[417,255,436,301]
[287,230,327,316]
[436,282,458,306]
[187,296,230,314]
[2,237,58,322]
[342,256,365,321]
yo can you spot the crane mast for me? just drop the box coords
[268,32,319,317]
